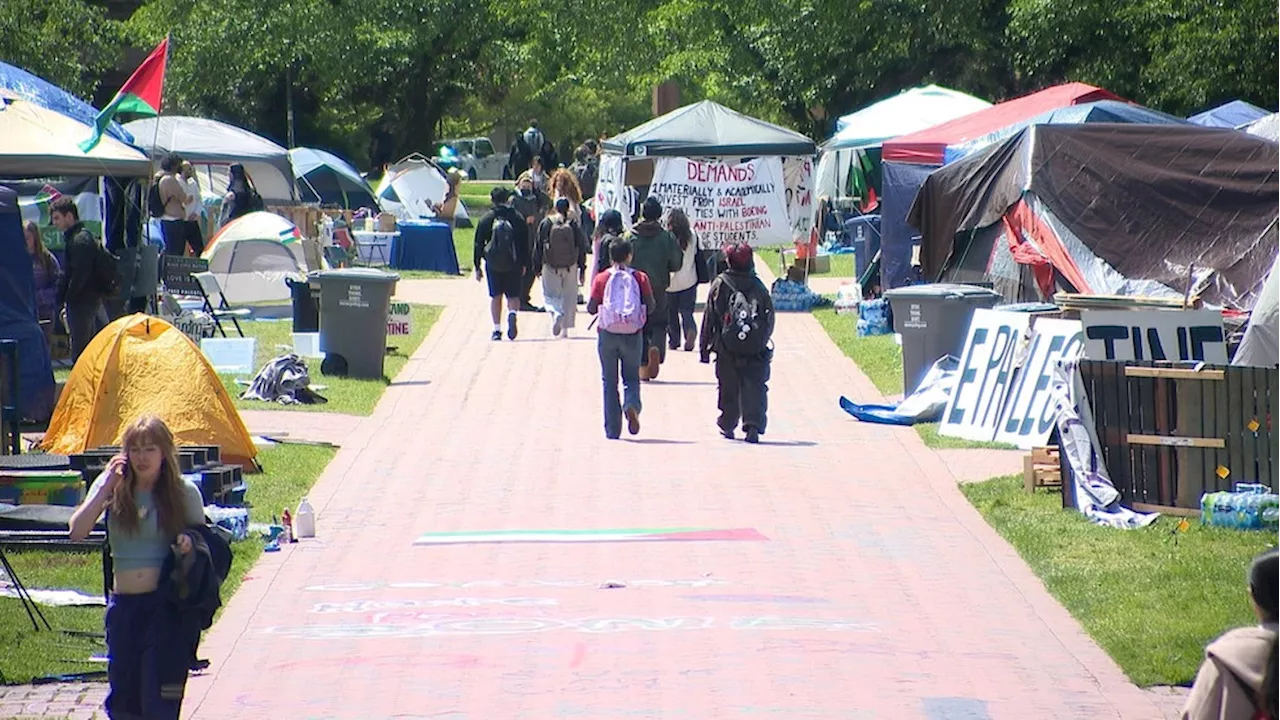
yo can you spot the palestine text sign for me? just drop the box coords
[1081,309,1227,363]
[648,157,791,249]
[993,318,1084,448]
[941,310,1031,443]
[386,301,412,337]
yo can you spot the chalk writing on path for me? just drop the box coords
[301,578,730,592]
[311,598,558,613]
[264,616,878,640]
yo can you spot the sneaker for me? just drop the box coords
[744,426,760,444]
[507,314,518,340]
[552,316,562,337]
[720,427,735,440]
[683,327,697,352]
[490,330,502,341]
[645,346,661,379]
[625,407,641,435]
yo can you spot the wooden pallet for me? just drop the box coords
[1024,446,1062,492]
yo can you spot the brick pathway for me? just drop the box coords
[2,271,1181,719]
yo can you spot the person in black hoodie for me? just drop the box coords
[474,187,531,340]
[51,196,110,362]
[699,243,775,443]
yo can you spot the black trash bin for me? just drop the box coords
[883,283,1002,396]
[288,277,320,333]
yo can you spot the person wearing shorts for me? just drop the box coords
[474,187,530,340]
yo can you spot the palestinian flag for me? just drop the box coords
[278,225,303,243]
[848,149,878,212]
[80,37,168,152]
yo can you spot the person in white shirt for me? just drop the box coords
[665,208,700,351]
[178,161,205,256]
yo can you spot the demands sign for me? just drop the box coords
[387,301,412,337]
[648,157,792,249]
[1081,309,1227,363]
[942,312,1086,449]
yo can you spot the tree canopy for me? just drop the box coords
[0,0,1274,169]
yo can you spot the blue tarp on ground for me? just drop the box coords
[0,61,132,145]
[0,185,56,420]
[1188,100,1270,129]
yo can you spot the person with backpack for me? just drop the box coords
[588,237,656,439]
[156,153,190,256]
[474,186,530,341]
[534,197,587,338]
[596,196,682,380]
[68,414,215,719]
[699,243,775,443]
[512,173,551,312]
[1181,548,1277,720]
[665,208,700,352]
[51,196,114,362]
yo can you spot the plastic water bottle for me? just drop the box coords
[295,497,316,539]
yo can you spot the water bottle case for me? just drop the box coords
[1201,483,1280,531]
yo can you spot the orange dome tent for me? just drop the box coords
[41,314,258,469]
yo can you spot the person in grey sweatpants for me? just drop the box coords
[52,196,110,362]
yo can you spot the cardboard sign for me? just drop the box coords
[941,310,1031,442]
[648,157,792,249]
[993,318,1084,448]
[1081,309,1228,363]
[386,301,412,337]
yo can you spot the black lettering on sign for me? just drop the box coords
[1086,325,1127,361]
[948,327,989,425]
[1189,325,1225,361]
[976,325,1018,428]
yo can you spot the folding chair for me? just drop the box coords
[356,233,391,267]
[192,272,251,338]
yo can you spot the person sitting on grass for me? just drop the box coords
[1181,547,1277,720]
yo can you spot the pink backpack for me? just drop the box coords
[598,267,646,334]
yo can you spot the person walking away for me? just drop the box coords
[611,196,681,380]
[220,164,264,225]
[25,221,62,351]
[513,173,551,312]
[535,197,587,338]
[1181,548,1277,720]
[699,243,775,443]
[474,187,529,341]
[588,238,655,439]
[665,208,699,351]
[549,168,584,223]
[68,414,209,720]
[572,144,599,239]
[157,153,188,257]
[52,197,114,362]
[590,209,624,289]
[178,161,205,256]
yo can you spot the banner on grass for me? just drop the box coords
[648,157,792,249]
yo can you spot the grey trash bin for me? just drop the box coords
[310,268,400,379]
[883,283,1002,396]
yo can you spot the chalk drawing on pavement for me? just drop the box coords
[263,616,878,640]
[413,527,768,545]
[311,598,558,613]
[301,578,731,592]
[679,594,829,604]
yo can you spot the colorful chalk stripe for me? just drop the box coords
[413,527,768,546]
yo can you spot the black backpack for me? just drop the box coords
[147,182,165,218]
[485,215,519,272]
[90,238,120,296]
[719,275,772,355]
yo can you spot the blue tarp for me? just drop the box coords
[0,186,56,420]
[1188,100,1270,129]
[0,61,132,145]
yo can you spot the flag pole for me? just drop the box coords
[145,34,171,250]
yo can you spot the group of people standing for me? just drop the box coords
[152,154,263,257]
[475,179,776,444]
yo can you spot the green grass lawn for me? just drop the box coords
[0,443,335,686]
[963,475,1277,686]
[812,306,1013,450]
[222,304,441,416]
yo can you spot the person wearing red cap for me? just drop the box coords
[699,243,775,443]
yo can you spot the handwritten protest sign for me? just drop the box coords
[649,157,792,249]
[783,157,814,242]
[592,155,635,231]
[386,301,412,337]
[1081,310,1227,363]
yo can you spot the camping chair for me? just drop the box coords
[192,272,251,338]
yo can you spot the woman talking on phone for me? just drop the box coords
[69,415,207,719]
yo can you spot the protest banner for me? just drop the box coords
[387,301,412,337]
[1081,309,1228,363]
[592,155,635,231]
[941,310,1031,442]
[648,157,792,249]
[993,318,1084,448]
[783,157,814,243]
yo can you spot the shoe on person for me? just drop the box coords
[744,426,760,444]
[683,327,697,352]
[625,407,641,435]
[720,427,735,440]
[552,316,562,337]
[490,330,502,341]
[639,364,651,381]
[646,346,661,379]
[507,314,518,340]
[668,341,680,351]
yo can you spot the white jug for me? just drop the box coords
[295,497,316,538]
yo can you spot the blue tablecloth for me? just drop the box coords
[392,221,459,274]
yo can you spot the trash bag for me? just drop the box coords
[241,354,327,405]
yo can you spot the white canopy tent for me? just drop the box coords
[374,154,460,222]
[816,85,990,199]
[0,92,150,177]
[123,116,297,203]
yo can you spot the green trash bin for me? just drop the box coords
[310,268,400,379]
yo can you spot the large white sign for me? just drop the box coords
[592,155,635,231]
[993,318,1084,448]
[648,157,792,249]
[942,310,1032,443]
[782,156,814,243]
[1081,309,1228,363]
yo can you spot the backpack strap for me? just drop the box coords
[1225,666,1267,718]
